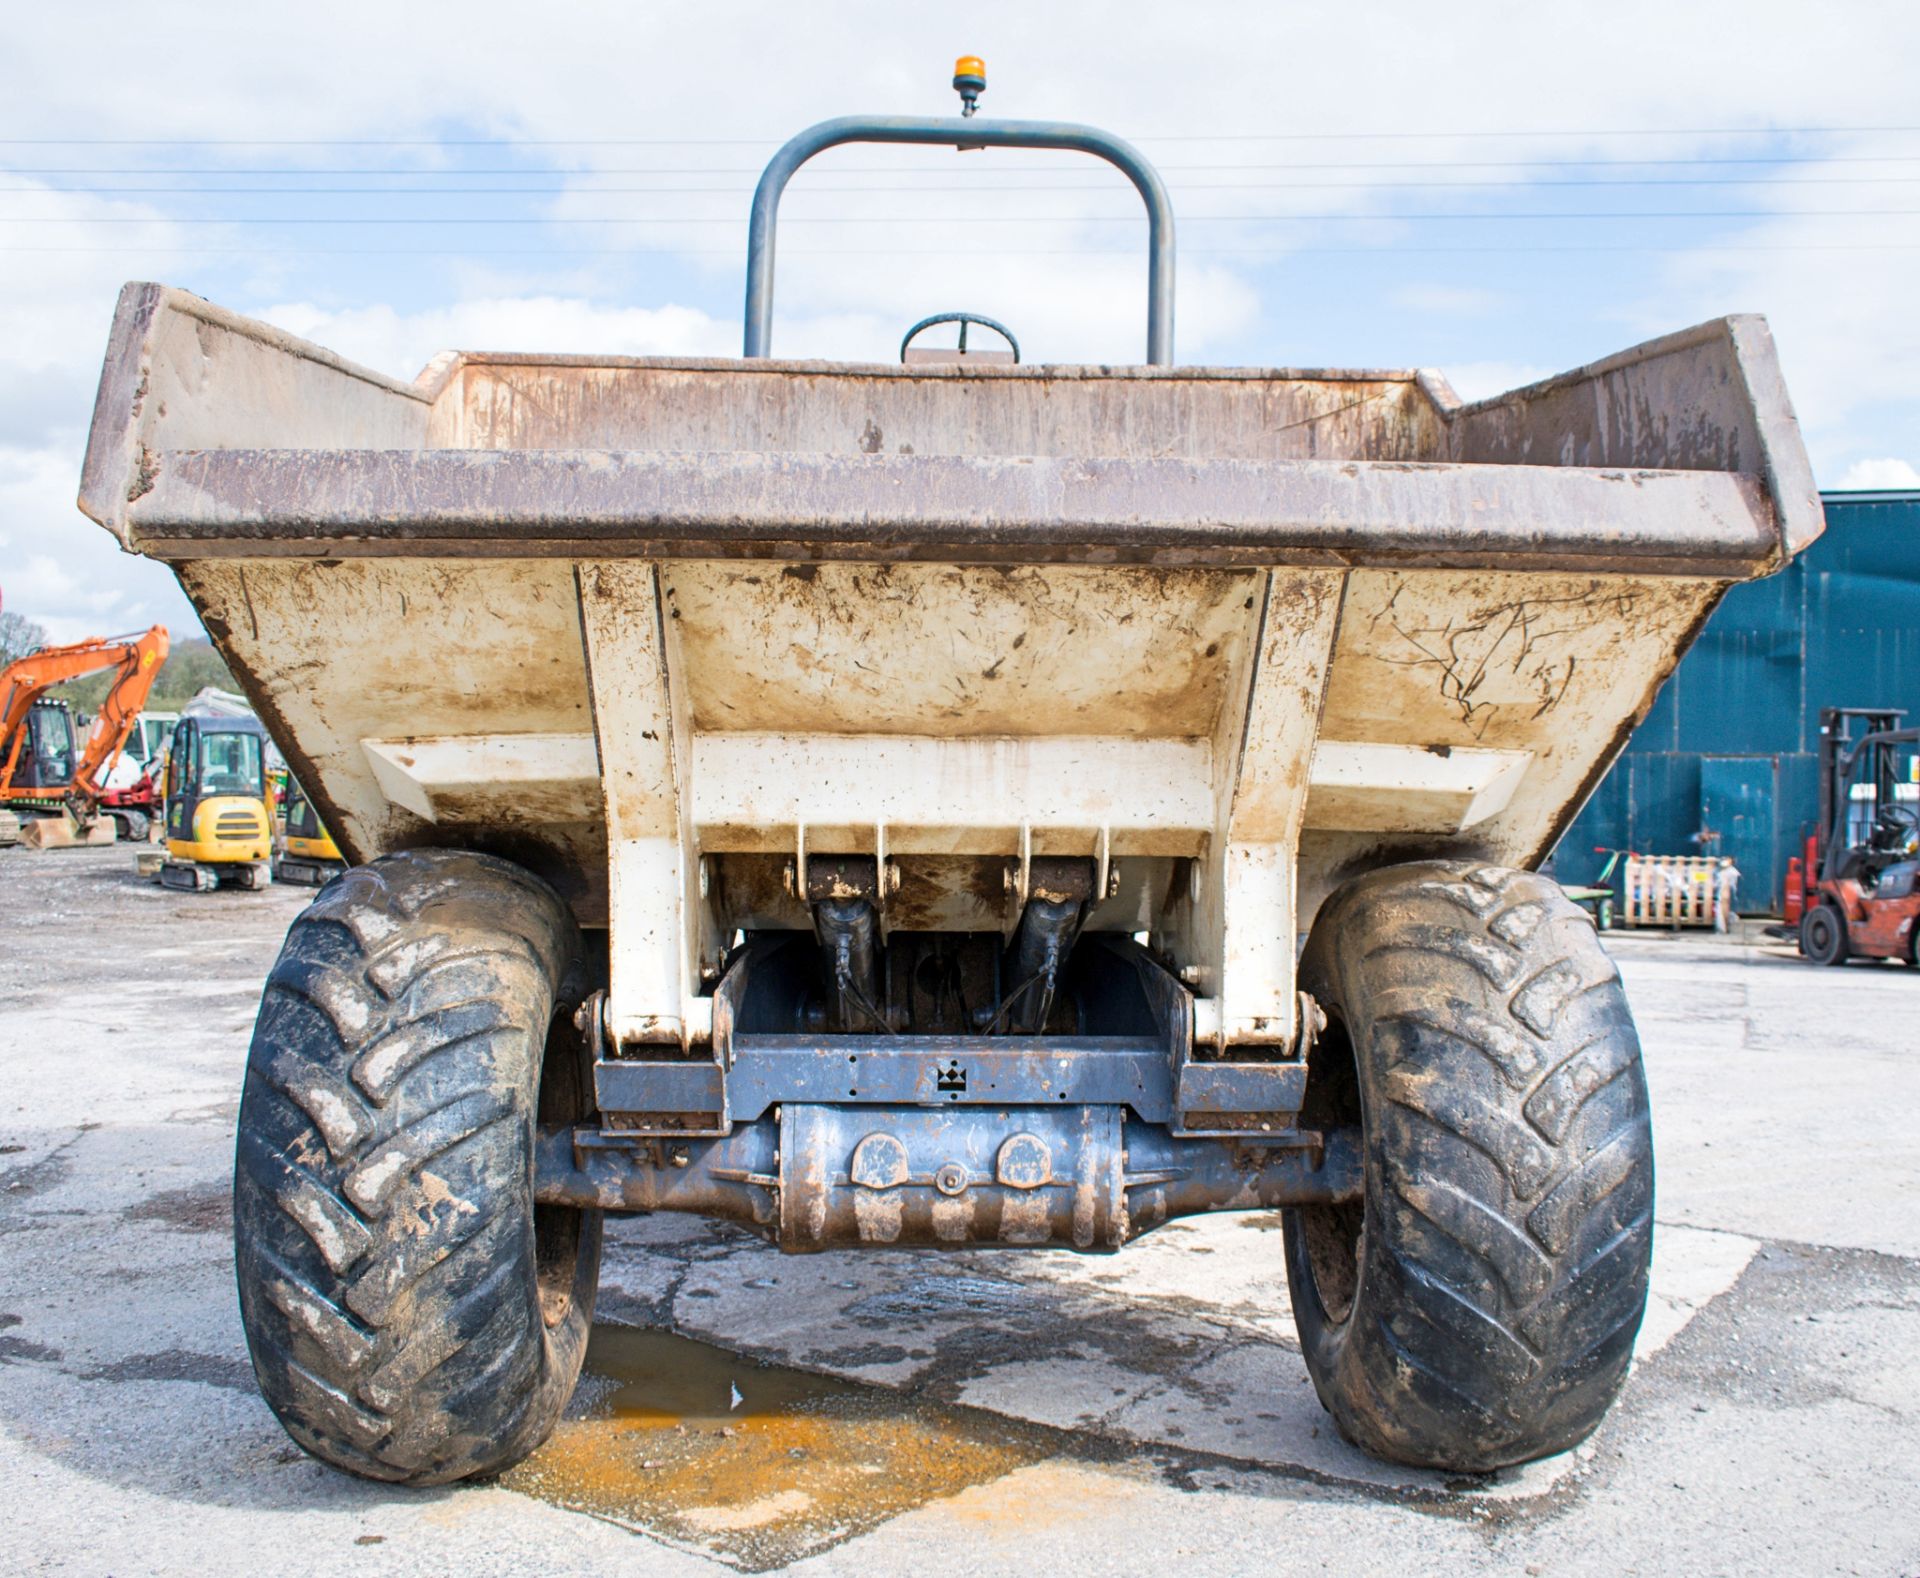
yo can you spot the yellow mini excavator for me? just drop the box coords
[273,775,347,886]
[161,712,274,889]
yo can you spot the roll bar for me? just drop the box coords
[743,115,1176,365]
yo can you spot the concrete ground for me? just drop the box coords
[2,844,1916,1575]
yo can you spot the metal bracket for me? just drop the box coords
[591,932,1318,1140]
[577,561,719,1050]
[744,115,1175,364]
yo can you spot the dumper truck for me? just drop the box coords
[78,82,1821,1487]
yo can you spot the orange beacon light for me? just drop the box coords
[953,56,986,116]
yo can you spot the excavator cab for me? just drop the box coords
[273,775,347,886]
[0,700,86,846]
[12,700,77,789]
[161,714,273,890]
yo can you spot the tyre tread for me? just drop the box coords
[1287,859,1654,1471]
[232,848,596,1486]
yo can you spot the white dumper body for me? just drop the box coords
[79,108,1820,1484]
[81,291,1818,1055]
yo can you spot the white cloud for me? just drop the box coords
[0,186,199,370]
[0,183,212,639]
[1434,361,1556,403]
[12,4,1919,181]
[256,251,1261,378]
[0,442,194,645]
[1390,284,1501,318]
[773,252,1259,363]
[10,553,124,618]
[1651,131,1920,480]
[6,0,1920,640]
[0,182,216,448]
[1835,457,1920,491]
[256,296,737,382]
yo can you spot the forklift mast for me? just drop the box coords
[1817,707,1917,880]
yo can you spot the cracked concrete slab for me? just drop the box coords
[1,848,1916,1576]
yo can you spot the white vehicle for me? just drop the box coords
[178,687,253,720]
[93,709,176,791]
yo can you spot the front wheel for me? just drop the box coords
[233,849,601,1485]
[1800,902,1849,967]
[1284,861,1653,1472]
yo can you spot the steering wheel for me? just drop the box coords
[1872,802,1920,853]
[899,312,1021,364]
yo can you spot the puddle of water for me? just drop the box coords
[505,1324,1054,1569]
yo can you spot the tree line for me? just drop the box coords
[0,614,238,714]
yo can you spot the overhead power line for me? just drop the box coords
[6,208,1916,225]
[7,242,1915,258]
[10,156,1920,179]
[0,124,1917,147]
[10,175,1920,196]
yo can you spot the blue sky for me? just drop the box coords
[2,1,1917,641]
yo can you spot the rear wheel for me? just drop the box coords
[233,848,601,1485]
[1284,861,1653,1471]
[1800,902,1849,967]
[109,810,150,843]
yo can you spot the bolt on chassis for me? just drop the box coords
[79,88,1820,1484]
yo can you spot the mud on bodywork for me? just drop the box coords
[84,290,1819,1055]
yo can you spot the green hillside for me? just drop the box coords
[49,636,238,715]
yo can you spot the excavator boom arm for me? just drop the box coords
[0,625,171,804]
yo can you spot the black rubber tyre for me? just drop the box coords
[110,810,150,843]
[233,848,601,1485]
[1800,902,1849,967]
[1284,861,1654,1472]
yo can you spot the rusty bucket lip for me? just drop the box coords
[71,282,1826,987]
[420,347,1445,389]
[117,447,1777,578]
[82,283,1821,575]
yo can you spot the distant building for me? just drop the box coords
[1554,491,1920,913]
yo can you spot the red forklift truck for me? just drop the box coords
[1799,707,1920,967]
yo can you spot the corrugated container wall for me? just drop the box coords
[1553,491,1920,912]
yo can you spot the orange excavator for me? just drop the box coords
[0,624,171,848]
